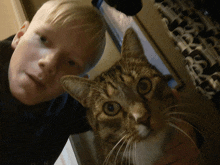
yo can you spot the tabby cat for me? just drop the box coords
[61,28,220,165]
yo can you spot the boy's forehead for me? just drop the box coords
[32,1,55,22]
[32,1,83,30]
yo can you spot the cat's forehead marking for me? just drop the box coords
[105,78,121,97]
[132,113,141,122]
[106,82,116,96]
[120,74,134,83]
[131,70,138,79]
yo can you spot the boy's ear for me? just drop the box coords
[11,21,30,49]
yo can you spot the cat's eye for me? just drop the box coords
[137,77,152,95]
[103,101,121,116]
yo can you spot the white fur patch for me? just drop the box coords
[124,129,167,165]
[136,124,150,137]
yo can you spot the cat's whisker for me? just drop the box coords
[128,141,133,165]
[167,111,194,116]
[134,142,138,165]
[166,111,202,122]
[167,111,213,131]
[169,116,203,137]
[119,131,126,137]
[103,134,127,165]
[127,141,131,165]
[163,103,192,115]
[168,122,198,149]
[132,142,136,165]
[121,137,133,165]
[131,143,135,165]
[114,136,127,164]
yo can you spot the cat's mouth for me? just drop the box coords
[132,124,151,141]
[136,124,150,137]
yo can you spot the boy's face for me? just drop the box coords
[9,11,98,105]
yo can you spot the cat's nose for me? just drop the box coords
[136,112,151,126]
[129,102,151,125]
[137,112,151,128]
[129,111,151,126]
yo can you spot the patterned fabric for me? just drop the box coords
[155,0,220,99]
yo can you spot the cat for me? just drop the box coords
[60,28,220,165]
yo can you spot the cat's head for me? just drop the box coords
[61,28,177,142]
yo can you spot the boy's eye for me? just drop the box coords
[68,60,76,66]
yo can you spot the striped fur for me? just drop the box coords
[61,28,220,164]
[61,28,178,164]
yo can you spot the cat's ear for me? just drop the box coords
[121,28,146,60]
[60,75,95,107]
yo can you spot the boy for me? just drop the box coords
[0,0,106,164]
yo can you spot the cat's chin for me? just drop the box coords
[133,123,168,143]
[135,124,151,138]
[132,124,153,142]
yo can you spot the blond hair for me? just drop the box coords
[32,0,106,71]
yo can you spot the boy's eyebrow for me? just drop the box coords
[36,28,54,35]
[35,24,57,34]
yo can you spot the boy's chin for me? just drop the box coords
[10,89,50,105]
[9,81,65,105]
[13,94,44,105]
[19,98,44,106]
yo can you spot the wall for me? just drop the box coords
[0,0,21,40]
[21,0,97,21]
[88,32,121,79]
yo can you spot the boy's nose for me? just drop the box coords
[38,53,58,76]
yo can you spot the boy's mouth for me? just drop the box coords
[27,74,46,88]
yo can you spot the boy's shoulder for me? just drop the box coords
[0,35,15,65]
[0,35,15,48]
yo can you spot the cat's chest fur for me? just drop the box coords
[93,132,166,165]
[118,127,169,165]
[132,133,166,165]
[93,123,172,165]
